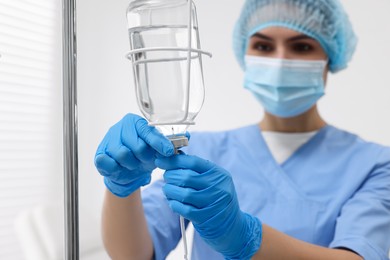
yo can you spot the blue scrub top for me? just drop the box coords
[142,125,390,260]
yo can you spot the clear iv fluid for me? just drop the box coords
[128,25,205,132]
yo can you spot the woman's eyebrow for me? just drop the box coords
[251,33,273,41]
[251,33,313,42]
[287,34,314,42]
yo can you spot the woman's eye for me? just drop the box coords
[253,43,273,52]
[292,43,313,52]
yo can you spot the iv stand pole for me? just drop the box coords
[63,0,79,259]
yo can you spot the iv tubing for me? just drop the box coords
[180,216,188,260]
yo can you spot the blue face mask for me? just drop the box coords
[244,56,327,118]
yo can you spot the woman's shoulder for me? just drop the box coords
[326,125,390,161]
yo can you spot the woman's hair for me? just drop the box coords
[233,0,358,73]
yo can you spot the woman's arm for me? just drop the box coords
[156,154,368,260]
[102,189,153,260]
[94,114,177,259]
[252,224,362,260]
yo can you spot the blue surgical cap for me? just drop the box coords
[233,0,358,73]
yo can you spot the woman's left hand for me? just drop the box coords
[155,154,262,260]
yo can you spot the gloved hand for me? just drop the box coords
[155,154,262,260]
[94,113,174,197]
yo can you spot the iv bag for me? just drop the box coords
[126,0,211,135]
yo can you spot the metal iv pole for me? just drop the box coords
[63,0,79,259]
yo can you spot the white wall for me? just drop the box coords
[76,0,390,258]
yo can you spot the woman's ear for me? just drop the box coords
[323,64,329,85]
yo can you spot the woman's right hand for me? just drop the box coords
[94,113,175,197]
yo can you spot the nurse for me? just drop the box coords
[94,0,390,259]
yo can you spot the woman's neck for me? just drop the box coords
[259,106,327,133]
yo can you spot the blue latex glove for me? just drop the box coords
[94,113,174,197]
[155,154,262,260]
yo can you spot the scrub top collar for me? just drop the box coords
[256,124,331,167]
[248,124,332,201]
